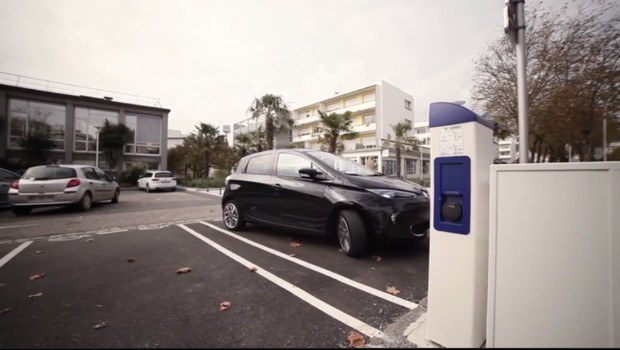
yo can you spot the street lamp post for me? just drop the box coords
[94,126,101,168]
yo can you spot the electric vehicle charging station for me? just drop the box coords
[426,102,496,348]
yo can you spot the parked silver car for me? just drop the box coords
[8,164,120,216]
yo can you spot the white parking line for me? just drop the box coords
[199,221,419,310]
[0,241,33,268]
[177,224,388,340]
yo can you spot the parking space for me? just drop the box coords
[0,217,429,348]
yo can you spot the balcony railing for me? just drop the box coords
[294,114,321,126]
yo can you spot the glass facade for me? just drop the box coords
[8,98,66,150]
[74,107,119,152]
[125,114,161,155]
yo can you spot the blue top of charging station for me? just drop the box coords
[429,102,495,129]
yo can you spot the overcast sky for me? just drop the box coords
[0,0,578,136]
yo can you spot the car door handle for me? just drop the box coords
[273,183,283,190]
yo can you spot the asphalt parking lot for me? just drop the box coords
[0,189,429,348]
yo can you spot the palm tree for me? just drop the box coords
[194,122,226,178]
[233,126,266,156]
[317,110,359,154]
[247,94,293,150]
[386,120,417,178]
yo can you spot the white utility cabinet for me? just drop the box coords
[487,162,620,348]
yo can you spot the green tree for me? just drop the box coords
[99,119,133,171]
[471,0,619,162]
[247,94,293,150]
[18,130,56,166]
[385,120,417,178]
[316,110,359,154]
[212,144,240,175]
[167,145,185,176]
[234,126,266,156]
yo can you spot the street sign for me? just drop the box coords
[504,0,517,46]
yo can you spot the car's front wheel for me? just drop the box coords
[223,201,246,231]
[12,207,32,216]
[146,184,151,193]
[337,210,368,258]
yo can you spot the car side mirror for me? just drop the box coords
[299,167,318,179]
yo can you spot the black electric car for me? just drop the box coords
[221,149,430,257]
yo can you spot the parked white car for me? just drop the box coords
[137,171,177,192]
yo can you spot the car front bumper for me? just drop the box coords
[367,199,430,240]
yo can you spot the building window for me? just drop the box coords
[405,159,416,175]
[404,99,412,110]
[382,159,395,176]
[124,114,162,156]
[344,97,359,107]
[363,92,375,102]
[74,107,119,152]
[422,160,429,175]
[363,115,376,124]
[326,102,341,112]
[9,98,66,150]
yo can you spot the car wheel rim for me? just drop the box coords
[223,203,238,228]
[114,190,119,200]
[337,217,351,253]
[84,195,91,209]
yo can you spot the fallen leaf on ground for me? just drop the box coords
[29,292,43,299]
[93,321,108,329]
[29,273,46,281]
[34,251,44,254]
[288,253,296,257]
[386,286,400,295]
[347,330,366,348]
[372,255,382,262]
[289,242,302,248]
[0,308,11,315]
[176,267,192,274]
[86,239,94,242]
[249,267,258,272]
[127,257,136,263]
[95,305,103,308]
[219,301,231,311]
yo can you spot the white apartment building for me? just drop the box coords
[291,80,430,181]
[232,114,290,149]
[497,137,519,163]
[167,129,186,149]
[413,120,430,147]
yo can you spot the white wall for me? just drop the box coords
[378,80,415,142]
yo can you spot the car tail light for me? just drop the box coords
[66,178,81,188]
[152,178,160,181]
[10,180,19,190]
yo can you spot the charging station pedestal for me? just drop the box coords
[426,102,496,348]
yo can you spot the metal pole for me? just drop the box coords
[95,131,99,168]
[603,97,610,161]
[515,0,529,163]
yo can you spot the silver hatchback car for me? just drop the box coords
[8,164,121,216]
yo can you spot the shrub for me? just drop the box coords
[122,164,146,185]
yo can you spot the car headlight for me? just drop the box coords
[225,175,231,185]
[368,189,417,199]
[422,189,430,198]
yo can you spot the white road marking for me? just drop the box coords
[199,221,419,310]
[0,241,33,268]
[177,224,388,340]
[96,229,129,235]
[0,224,40,230]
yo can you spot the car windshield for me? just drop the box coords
[308,151,379,176]
[154,172,174,178]
[22,166,77,180]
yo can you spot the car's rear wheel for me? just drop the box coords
[337,210,368,258]
[111,189,120,203]
[223,201,246,231]
[12,207,32,216]
[78,192,92,212]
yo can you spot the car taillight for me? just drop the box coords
[66,178,81,188]
[152,178,160,181]
[10,180,19,190]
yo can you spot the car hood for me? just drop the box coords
[345,175,426,194]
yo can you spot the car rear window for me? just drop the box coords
[154,172,174,178]
[23,167,77,179]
